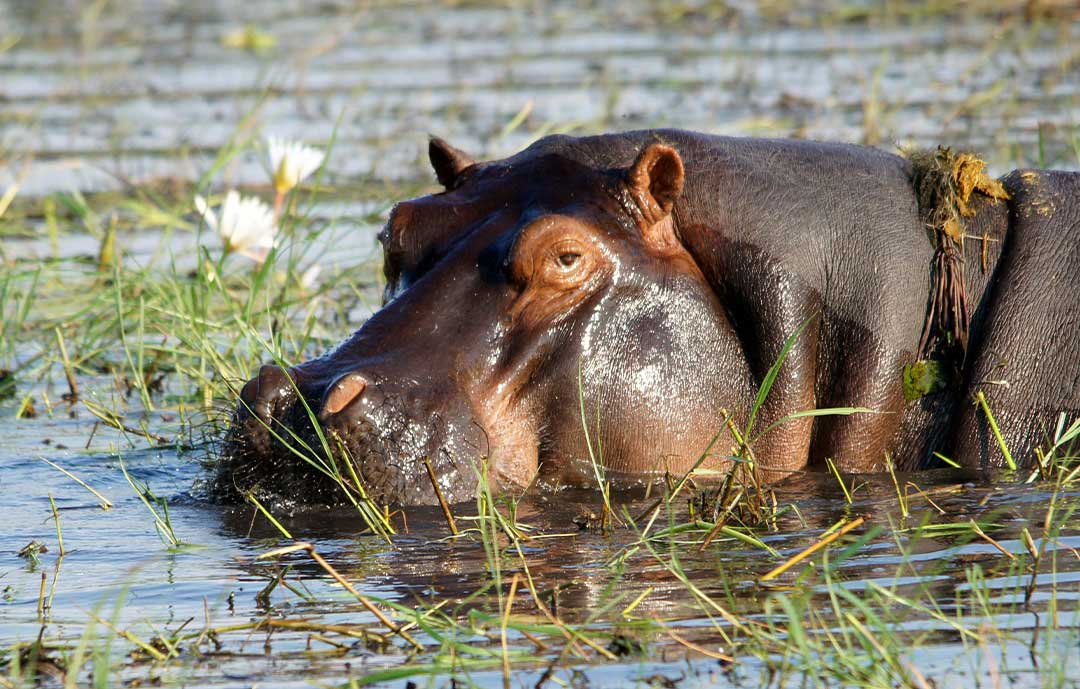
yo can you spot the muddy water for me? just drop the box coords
[3,1,1080,687]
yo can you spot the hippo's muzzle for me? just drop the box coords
[216,364,478,507]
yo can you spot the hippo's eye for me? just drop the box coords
[513,223,600,289]
[557,252,581,268]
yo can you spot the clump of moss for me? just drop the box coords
[904,147,1010,399]
[910,146,1010,246]
[907,147,1010,363]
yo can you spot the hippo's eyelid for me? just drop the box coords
[557,251,581,268]
[549,234,588,262]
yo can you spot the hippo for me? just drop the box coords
[216,130,1080,506]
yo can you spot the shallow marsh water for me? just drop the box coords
[2,424,1079,687]
[3,1,1080,687]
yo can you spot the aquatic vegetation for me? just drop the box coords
[221,24,276,54]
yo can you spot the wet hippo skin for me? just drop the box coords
[217,130,1080,506]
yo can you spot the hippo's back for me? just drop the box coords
[951,169,1080,467]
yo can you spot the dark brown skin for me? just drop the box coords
[217,130,1080,506]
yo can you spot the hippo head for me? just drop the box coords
[219,135,756,506]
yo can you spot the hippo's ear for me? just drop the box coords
[428,136,476,188]
[627,143,685,224]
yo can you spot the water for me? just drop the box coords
[3,1,1080,686]
[2,1,1079,198]
[2,425,1079,686]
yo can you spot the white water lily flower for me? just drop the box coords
[267,136,325,193]
[194,190,277,262]
[299,263,321,291]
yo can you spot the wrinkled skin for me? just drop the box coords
[217,130,1080,506]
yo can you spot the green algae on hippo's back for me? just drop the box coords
[221,130,1080,508]
[902,359,950,402]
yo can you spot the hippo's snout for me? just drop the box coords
[216,363,479,508]
[238,364,297,427]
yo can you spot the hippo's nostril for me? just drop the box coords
[319,373,368,422]
[253,364,294,424]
